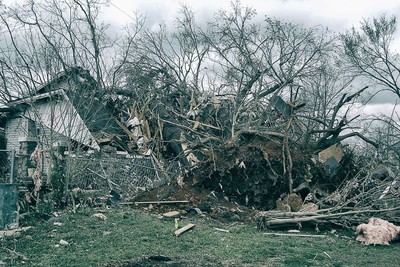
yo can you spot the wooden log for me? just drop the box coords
[256,211,321,218]
[263,233,326,238]
[174,223,196,236]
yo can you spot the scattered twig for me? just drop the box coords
[1,247,27,261]
[323,252,332,259]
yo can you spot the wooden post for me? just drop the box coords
[10,149,15,184]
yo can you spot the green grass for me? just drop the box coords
[1,208,400,266]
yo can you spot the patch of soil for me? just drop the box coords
[132,184,257,224]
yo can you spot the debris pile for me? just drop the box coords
[96,87,400,230]
[3,67,398,233]
[255,161,400,230]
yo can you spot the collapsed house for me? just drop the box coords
[0,68,168,198]
[4,67,123,151]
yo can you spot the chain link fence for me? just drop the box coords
[66,154,171,198]
[0,148,172,198]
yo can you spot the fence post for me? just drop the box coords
[10,149,15,184]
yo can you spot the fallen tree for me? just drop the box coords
[104,4,388,213]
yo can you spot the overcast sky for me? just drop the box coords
[104,0,400,115]
[3,0,400,116]
[105,0,400,35]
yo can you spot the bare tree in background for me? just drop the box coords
[343,15,400,153]
[122,5,209,105]
[342,15,400,98]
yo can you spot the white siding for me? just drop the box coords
[5,117,35,152]
[24,100,99,150]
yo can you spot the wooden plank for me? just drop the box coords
[132,200,190,205]
[214,227,229,233]
[263,233,327,238]
[174,223,195,236]
[96,137,113,144]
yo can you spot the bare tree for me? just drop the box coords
[342,15,400,156]
[115,2,380,200]
[0,0,390,209]
[342,15,400,98]
[122,5,209,106]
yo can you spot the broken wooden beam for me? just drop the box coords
[114,118,137,140]
[174,223,195,236]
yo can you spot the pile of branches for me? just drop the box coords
[256,163,400,229]
[256,207,400,230]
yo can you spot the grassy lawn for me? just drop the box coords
[1,207,400,266]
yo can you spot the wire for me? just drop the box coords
[109,1,137,21]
